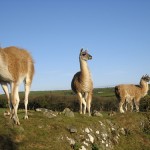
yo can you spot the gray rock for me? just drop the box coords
[118,128,126,135]
[43,110,58,118]
[35,108,48,112]
[69,127,77,133]
[92,110,103,117]
[63,108,74,117]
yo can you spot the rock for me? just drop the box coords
[43,110,58,118]
[119,128,126,135]
[35,108,48,112]
[66,111,74,117]
[69,127,77,133]
[83,141,88,146]
[35,108,42,112]
[92,110,103,117]
[101,140,105,144]
[113,136,119,144]
[63,108,71,113]
[88,134,94,143]
[38,125,43,129]
[99,121,105,127]
[111,128,119,137]
[85,128,90,133]
[66,137,75,145]
[101,133,108,140]
[108,111,116,116]
[79,145,86,150]
[63,108,74,117]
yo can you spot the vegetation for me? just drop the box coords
[0,87,150,150]
[0,87,149,112]
[0,109,149,150]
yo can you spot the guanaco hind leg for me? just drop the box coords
[24,75,32,120]
[1,82,12,116]
[119,98,125,113]
[86,93,92,116]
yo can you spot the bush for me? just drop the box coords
[0,90,149,113]
[92,96,118,112]
[142,113,150,134]
[25,93,119,112]
[0,96,7,108]
[140,95,150,112]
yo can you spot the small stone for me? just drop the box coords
[112,136,119,144]
[35,108,42,112]
[102,140,105,144]
[79,145,86,150]
[36,108,48,112]
[88,134,94,143]
[43,111,57,118]
[119,128,126,135]
[66,137,75,145]
[101,133,108,140]
[92,110,103,117]
[85,128,90,133]
[83,141,88,146]
[70,128,77,133]
[99,121,105,127]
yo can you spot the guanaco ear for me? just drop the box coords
[80,48,84,52]
[146,74,149,77]
[85,50,88,53]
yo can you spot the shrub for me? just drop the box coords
[0,90,149,113]
[92,96,118,112]
[0,96,7,108]
[140,95,150,112]
[142,113,150,134]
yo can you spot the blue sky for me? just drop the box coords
[0,0,150,92]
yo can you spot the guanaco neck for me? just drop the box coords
[140,79,149,96]
[79,58,91,79]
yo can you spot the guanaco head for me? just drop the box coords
[80,48,92,61]
[141,74,150,82]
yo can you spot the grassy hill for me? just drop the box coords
[0,87,150,150]
[0,109,150,150]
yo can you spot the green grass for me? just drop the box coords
[0,108,150,150]
[0,109,106,150]
[0,87,150,150]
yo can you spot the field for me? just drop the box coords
[0,87,150,150]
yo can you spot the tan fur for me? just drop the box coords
[0,46,34,125]
[115,75,150,113]
[71,49,93,116]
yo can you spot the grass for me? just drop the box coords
[0,109,106,150]
[0,87,150,150]
[0,109,150,150]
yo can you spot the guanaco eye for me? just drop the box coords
[82,53,86,56]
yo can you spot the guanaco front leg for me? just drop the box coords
[11,82,20,125]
